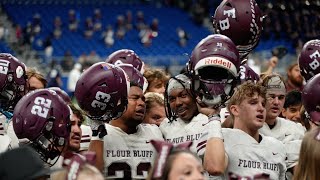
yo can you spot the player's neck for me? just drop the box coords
[110,119,138,134]
[265,117,277,127]
[234,121,260,142]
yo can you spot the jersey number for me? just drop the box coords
[31,97,52,118]
[91,91,111,110]
[107,162,151,178]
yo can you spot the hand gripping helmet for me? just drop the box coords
[298,39,320,81]
[0,53,27,111]
[48,87,72,103]
[75,62,130,121]
[213,0,263,60]
[187,34,240,107]
[302,73,320,125]
[239,64,260,84]
[12,89,71,165]
[106,49,145,74]
[117,64,148,93]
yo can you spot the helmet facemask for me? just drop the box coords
[192,66,237,108]
[31,115,70,166]
[0,72,26,112]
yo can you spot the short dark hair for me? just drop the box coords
[284,90,302,108]
[69,103,85,124]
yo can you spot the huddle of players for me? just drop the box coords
[1,0,320,179]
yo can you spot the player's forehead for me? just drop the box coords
[243,92,263,101]
[266,91,286,97]
[168,88,188,97]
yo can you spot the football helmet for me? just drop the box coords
[48,87,71,103]
[117,64,148,93]
[75,62,130,121]
[187,34,240,107]
[302,73,320,125]
[213,0,263,59]
[298,39,320,81]
[239,64,260,84]
[106,49,145,74]
[0,53,27,112]
[12,89,71,165]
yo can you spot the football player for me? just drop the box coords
[258,74,306,177]
[26,67,47,91]
[12,89,71,166]
[198,81,287,179]
[0,53,28,150]
[75,62,163,179]
[102,64,163,179]
[75,62,129,172]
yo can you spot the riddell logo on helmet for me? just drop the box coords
[204,58,232,69]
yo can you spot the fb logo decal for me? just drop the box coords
[31,97,52,118]
[0,60,9,75]
[91,91,111,110]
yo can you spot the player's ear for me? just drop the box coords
[229,105,239,117]
[281,108,287,118]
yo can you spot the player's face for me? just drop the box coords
[123,86,146,123]
[288,65,303,86]
[168,152,205,180]
[265,91,286,121]
[69,113,82,151]
[282,104,302,122]
[28,76,45,91]
[169,88,197,122]
[238,93,266,130]
[143,102,166,126]
[148,79,165,94]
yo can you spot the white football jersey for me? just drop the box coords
[79,125,92,152]
[197,128,287,180]
[103,123,163,179]
[0,114,8,135]
[259,117,305,168]
[6,120,19,148]
[0,134,11,153]
[259,117,305,142]
[160,113,211,153]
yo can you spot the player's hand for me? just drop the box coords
[88,119,107,140]
[196,97,220,117]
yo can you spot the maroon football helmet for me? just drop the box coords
[302,73,320,125]
[239,64,260,84]
[117,64,148,92]
[48,87,72,103]
[12,89,71,164]
[187,34,240,107]
[0,53,27,111]
[298,39,320,81]
[106,49,145,74]
[213,0,263,59]
[75,62,130,121]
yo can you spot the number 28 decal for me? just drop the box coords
[91,91,111,110]
[31,97,52,118]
